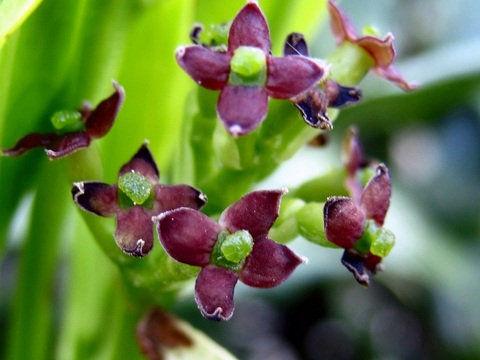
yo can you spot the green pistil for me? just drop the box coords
[354,220,395,257]
[118,171,153,206]
[229,46,267,87]
[51,110,83,131]
[362,25,380,37]
[211,230,254,271]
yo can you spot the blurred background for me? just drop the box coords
[1,0,479,359]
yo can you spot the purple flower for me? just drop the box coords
[324,163,394,286]
[328,0,417,91]
[72,143,207,257]
[154,189,306,321]
[175,0,327,137]
[2,82,125,159]
[284,32,362,129]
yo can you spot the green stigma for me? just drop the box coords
[51,110,82,130]
[370,227,395,258]
[229,46,267,86]
[211,230,254,271]
[362,25,381,37]
[118,171,153,205]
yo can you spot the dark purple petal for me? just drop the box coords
[360,164,391,226]
[373,65,419,91]
[115,206,154,257]
[175,45,230,90]
[240,236,305,288]
[219,189,286,238]
[365,253,383,274]
[154,208,220,267]
[228,0,270,54]
[283,32,309,57]
[323,79,362,108]
[2,132,57,157]
[216,85,268,136]
[342,127,363,178]
[324,196,366,248]
[119,143,159,183]
[291,88,332,130]
[45,131,91,159]
[266,56,325,99]
[72,182,118,216]
[153,184,207,214]
[328,0,359,44]
[341,249,370,286]
[194,264,238,321]
[85,81,125,139]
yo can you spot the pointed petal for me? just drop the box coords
[324,196,366,248]
[2,132,57,157]
[291,88,332,130]
[220,189,286,238]
[175,45,230,90]
[356,33,396,68]
[154,208,220,267]
[373,65,419,91]
[115,206,154,257]
[266,56,326,99]
[153,184,207,214]
[119,143,159,183]
[360,164,391,226]
[323,79,362,108]
[328,0,359,44]
[228,1,270,53]
[217,85,268,136]
[85,81,125,138]
[341,249,370,286]
[45,131,91,159]
[283,32,309,57]
[194,264,238,321]
[240,236,305,288]
[72,182,118,216]
[341,127,364,177]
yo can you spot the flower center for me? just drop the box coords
[229,46,267,87]
[211,230,254,271]
[354,219,395,257]
[50,110,83,132]
[118,171,153,206]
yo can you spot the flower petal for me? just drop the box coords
[2,132,57,157]
[291,88,332,130]
[175,45,230,90]
[194,264,238,321]
[341,249,370,286]
[240,236,306,288]
[219,189,286,238]
[85,81,125,139]
[328,0,359,44]
[283,32,309,57]
[266,56,326,99]
[373,65,419,91]
[153,184,207,214]
[324,196,366,248]
[323,79,362,108]
[72,182,118,216]
[356,34,396,68]
[45,131,91,159]
[217,85,268,136]
[119,143,159,183]
[115,206,155,257]
[228,0,270,53]
[154,208,220,267]
[341,127,364,178]
[360,164,391,226]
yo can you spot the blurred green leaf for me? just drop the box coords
[0,0,42,48]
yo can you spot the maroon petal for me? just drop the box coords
[2,132,57,157]
[194,264,238,321]
[342,127,364,178]
[72,182,118,216]
[85,81,125,139]
[216,85,268,136]
[240,236,305,288]
[323,79,362,108]
[291,87,332,130]
[360,164,391,226]
[115,206,155,257]
[154,208,220,267]
[328,0,359,44]
[45,131,91,159]
[119,143,159,183]
[356,34,396,68]
[283,32,309,57]
[228,0,270,54]
[324,196,366,248]
[153,184,207,214]
[266,56,325,99]
[341,249,370,286]
[175,45,230,90]
[373,65,419,91]
[219,189,286,238]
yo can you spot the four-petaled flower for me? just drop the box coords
[328,0,417,91]
[324,163,394,286]
[284,32,362,130]
[154,189,306,321]
[2,81,125,159]
[175,0,327,137]
[72,143,207,257]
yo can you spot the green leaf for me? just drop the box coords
[0,0,42,48]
